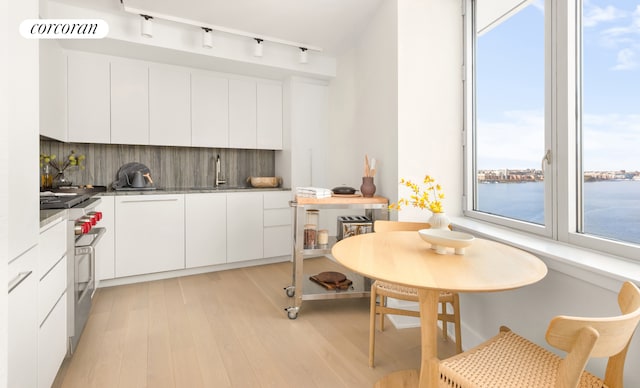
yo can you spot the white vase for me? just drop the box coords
[428,212,450,230]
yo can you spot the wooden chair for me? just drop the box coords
[369,220,462,368]
[439,281,640,388]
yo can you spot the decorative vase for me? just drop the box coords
[41,164,54,190]
[428,212,450,230]
[360,176,376,198]
[53,171,72,188]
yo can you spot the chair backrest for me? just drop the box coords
[545,281,640,388]
[374,220,432,233]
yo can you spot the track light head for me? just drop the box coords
[140,14,153,38]
[299,47,308,64]
[254,38,264,57]
[202,27,213,48]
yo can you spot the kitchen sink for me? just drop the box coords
[188,186,251,190]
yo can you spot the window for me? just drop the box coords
[580,0,640,246]
[474,1,546,226]
[464,0,640,260]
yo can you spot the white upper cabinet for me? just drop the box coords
[67,51,110,144]
[191,72,229,148]
[111,57,149,145]
[228,78,257,149]
[39,40,67,142]
[63,52,283,149]
[257,82,283,150]
[149,65,191,147]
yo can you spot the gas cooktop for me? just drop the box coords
[40,192,91,209]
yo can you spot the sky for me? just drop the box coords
[476,0,640,171]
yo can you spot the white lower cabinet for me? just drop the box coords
[227,192,263,263]
[38,217,69,388]
[115,195,185,277]
[38,294,67,388]
[186,193,227,268]
[263,191,292,258]
[8,247,38,388]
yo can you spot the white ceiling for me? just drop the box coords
[54,0,384,56]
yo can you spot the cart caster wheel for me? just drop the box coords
[285,306,299,319]
[284,286,295,297]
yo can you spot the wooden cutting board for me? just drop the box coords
[309,272,353,290]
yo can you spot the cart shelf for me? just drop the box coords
[284,195,388,319]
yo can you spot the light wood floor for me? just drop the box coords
[53,257,457,388]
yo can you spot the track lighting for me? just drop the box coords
[202,27,213,48]
[140,14,152,38]
[254,38,264,57]
[299,47,308,64]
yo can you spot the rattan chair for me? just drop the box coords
[439,281,640,388]
[369,220,462,368]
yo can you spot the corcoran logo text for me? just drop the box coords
[20,19,108,39]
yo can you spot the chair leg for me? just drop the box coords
[379,295,386,332]
[453,293,462,354]
[440,300,449,341]
[369,285,378,368]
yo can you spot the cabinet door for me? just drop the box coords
[257,82,283,150]
[149,65,191,146]
[263,191,292,258]
[95,196,115,282]
[191,72,229,147]
[185,193,227,268]
[228,78,257,149]
[111,58,149,145]
[8,248,38,388]
[290,80,329,188]
[67,51,110,143]
[38,294,67,388]
[115,195,185,277]
[227,192,263,262]
[39,40,67,141]
[8,0,39,260]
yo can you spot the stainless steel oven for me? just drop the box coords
[66,197,105,355]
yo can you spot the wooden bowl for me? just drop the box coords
[247,176,282,188]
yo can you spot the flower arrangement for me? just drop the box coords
[40,150,86,173]
[389,175,445,213]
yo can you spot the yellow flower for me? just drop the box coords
[389,174,445,214]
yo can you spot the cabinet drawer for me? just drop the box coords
[38,294,67,388]
[38,256,66,325]
[263,191,292,209]
[39,219,67,276]
[264,225,292,258]
[264,208,292,227]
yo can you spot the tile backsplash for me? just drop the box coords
[40,139,276,189]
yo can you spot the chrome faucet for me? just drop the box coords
[215,154,226,187]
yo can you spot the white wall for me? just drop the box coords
[0,0,9,384]
[329,0,398,201]
[397,0,463,221]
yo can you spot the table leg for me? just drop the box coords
[418,289,440,388]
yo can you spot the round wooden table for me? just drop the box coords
[331,231,548,388]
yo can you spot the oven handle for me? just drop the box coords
[75,227,106,253]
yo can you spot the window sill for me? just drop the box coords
[450,216,640,292]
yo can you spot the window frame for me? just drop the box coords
[462,0,640,262]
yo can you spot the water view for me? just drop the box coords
[477,180,640,245]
